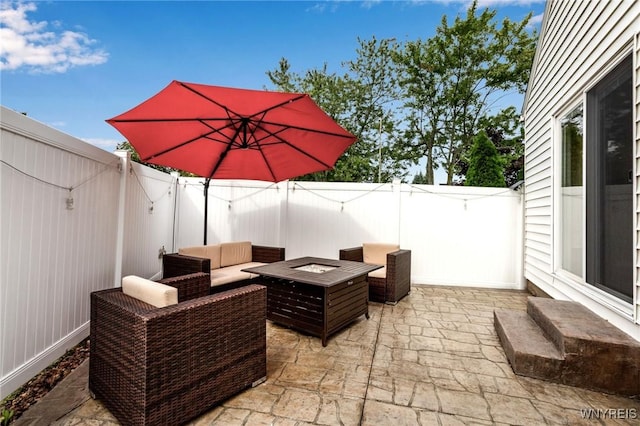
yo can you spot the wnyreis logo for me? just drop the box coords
[580,408,638,420]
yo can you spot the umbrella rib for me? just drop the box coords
[262,122,356,139]
[251,122,336,172]
[139,118,244,161]
[139,130,212,161]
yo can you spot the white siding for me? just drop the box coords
[523,1,640,337]
[635,31,640,323]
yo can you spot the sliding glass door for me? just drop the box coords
[586,55,633,302]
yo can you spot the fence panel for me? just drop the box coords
[174,178,283,249]
[121,162,177,280]
[1,108,120,397]
[401,185,523,288]
[285,182,400,259]
[173,180,523,289]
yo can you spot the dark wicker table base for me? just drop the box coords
[244,257,380,346]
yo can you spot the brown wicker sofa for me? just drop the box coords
[163,241,284,293]
[89,274,267,426]
[339,243,411,304]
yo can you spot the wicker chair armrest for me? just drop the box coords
[158,272,210,302]
[252,245,285,263]
[163,253,211,278]
[141,283,265,320]
[339,246,364,262]
[386,249,411,282]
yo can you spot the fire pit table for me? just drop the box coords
[242,257,381,346]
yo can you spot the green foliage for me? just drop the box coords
[393,0,536,184]
[267,37,409,182]
[412,172,430,184]
[478,107,524,187]
[465,131,506,187]
[1,407,14,426]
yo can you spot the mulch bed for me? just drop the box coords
[1,338,90,423]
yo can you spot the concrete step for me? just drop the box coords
[494,309,564,379]
[494,297,640,397]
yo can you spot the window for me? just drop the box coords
[559,105,584,277]
[586,55,633,302]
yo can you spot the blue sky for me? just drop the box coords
[1,0,545,155]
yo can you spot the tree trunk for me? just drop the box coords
[425,146,434,184]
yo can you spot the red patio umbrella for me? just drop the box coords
[107,80,356,244]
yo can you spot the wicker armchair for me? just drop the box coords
[339,243,411,304]
[89,279,267,426]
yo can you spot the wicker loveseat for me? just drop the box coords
[89,274,267,426]
[163,241,284,293]
[339,243,411,304]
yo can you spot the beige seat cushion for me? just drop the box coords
[220,241,252,267]
[179,245,221,269]
[210,262,265,286]
[122,275,178,308]
[363,243,400,266]
[368,266,387,279]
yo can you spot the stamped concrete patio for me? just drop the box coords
[16,285,640,425]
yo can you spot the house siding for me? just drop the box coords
[635,32,640,323]
[523,0,640,339]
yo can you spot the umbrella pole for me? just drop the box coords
[203,178,210,245]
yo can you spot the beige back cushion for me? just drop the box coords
[220,241,252,267]
[179,245,221,269]
[122,275,178,308]
[363,243,399,266]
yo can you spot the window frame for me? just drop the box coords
[553,98,586,285]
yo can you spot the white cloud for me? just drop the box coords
[476,0,544,7]
[412,0,544,9]
[528,12,544,27]
[0,1,108,73]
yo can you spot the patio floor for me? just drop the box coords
[15,285,640,425]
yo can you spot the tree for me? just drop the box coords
[412,171,430,184]
[457,106,524,186]
[267,37,406,182]
[465,131,505,187]
[394,1,536,184]
[482,108,524,187]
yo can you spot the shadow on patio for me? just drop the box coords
[16,285,640,425]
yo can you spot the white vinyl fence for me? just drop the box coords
[175,179,524,289]
[0,108,177,399]
[0,106,523,399]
